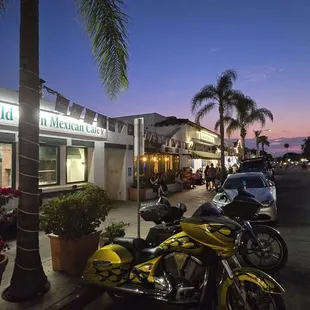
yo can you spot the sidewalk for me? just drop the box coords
[0,185,214,309]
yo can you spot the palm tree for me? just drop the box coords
[215,95,273,159]
[0,0,129,302]
[191,69,239,175]
[257,135,270,152]
[284,143,289,154]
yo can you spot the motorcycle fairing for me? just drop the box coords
[83,243,133,287]
[218,266,285,307]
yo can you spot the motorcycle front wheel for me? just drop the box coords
[241,225,288,273]
[225,281,286,310]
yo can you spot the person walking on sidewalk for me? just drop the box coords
[207,163,216,191]
[204,165,210,190]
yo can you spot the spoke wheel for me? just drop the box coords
[227,281,286,310]
[242,226,288,273]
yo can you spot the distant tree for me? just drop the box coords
[257,135,270,152]
[284,143,289,154]
[301,137,310,160]
[214,94,273,159]
[191,69,239,173]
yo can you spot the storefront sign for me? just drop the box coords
[199,131,215,144]
[0,103,106,138]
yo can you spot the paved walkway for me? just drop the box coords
[0,185,214,310]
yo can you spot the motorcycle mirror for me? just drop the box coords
[216,186,225,193]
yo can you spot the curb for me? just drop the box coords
[45,285,105,310]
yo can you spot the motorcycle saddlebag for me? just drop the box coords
[83,243,133,287]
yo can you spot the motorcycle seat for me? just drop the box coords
[112,237,164,264]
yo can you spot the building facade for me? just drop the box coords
[0,88,134,201]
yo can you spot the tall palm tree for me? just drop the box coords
[191,69,238,175]
[257,135,270,152]
[284,143,289,154]
[215,95,273,159]
[0,0,129,302]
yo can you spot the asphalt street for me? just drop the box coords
[86,168,310,309]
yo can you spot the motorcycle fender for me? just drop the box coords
[252,224,282,236]
[218,267,285,309]
[83,244,133,287]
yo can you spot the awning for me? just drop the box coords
[191,138,217,146]
[192,150,220,160]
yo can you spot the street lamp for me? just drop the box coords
[254,129,271,157]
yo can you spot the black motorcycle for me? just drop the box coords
[139,189,288,273]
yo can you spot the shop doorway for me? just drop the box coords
[105,149,126,200]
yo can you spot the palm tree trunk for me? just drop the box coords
[219,105,225,177]
[3,0,50,302]
[241,136,246,159]
[262,144,265,152]
[256,140,260,157]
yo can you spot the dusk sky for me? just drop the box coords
[1,0,309,155]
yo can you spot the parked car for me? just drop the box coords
[238,157,275,183]
[212,172,278,222]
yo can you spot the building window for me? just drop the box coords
[0,143,13,187]
[66,147,87,183]
[39,146,59,186]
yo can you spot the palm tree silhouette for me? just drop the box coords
[214,94,273,159]
[0,0,129,302]
[191,69,240,174]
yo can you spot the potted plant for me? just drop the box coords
[40,184,111,276]
[0,237,9,286]
[100,221,129,246]
[129,176,150,201]
[0,187,21,242]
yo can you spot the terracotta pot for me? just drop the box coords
[0,254,8,285]
[48,231,100,276]
[128,187,146,201]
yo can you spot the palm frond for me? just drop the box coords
[0,0,7,14]
[77,0,129,99]
[214,116,235,131]
[194,102,217,123]
[226,118,241,138]
[258,135,270,146]
[190,85,217,114]
[246,107,274,127]
[217,69,237,93]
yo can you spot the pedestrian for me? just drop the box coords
[207,163,216,190]
[204,165,210,189]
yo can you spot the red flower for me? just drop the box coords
[13,189,21,197]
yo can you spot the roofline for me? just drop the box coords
[116,112,165,119]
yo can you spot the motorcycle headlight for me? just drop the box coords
[261,199,274,208]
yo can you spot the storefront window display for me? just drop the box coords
[66,147,87,183]
[0,143,13,187]
[39,146,59,186]
[134,153,180,179]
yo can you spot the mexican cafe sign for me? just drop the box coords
[0,102,106,138]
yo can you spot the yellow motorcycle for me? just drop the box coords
[83,203,285,309]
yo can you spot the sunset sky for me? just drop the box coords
[0,0,309,155]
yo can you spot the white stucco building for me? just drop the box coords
[0,88,134,201]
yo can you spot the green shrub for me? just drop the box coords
[40,184,111,239]
[101,221,129,241]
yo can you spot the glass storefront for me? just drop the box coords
[0,143,13,187]
[39,146,59,186]
[66,147,87,183]
[134,153,180,177]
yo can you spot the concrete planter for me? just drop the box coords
[48,231,101,276]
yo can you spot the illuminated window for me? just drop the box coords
[0,143,13,187]
[39,146,59,186]
[66,147,87,183]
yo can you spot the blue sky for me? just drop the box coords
[0,0,310,155]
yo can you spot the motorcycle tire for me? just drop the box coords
[241,225,288,273]
[225,283,286,310]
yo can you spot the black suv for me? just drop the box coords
[238,157,275,183]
